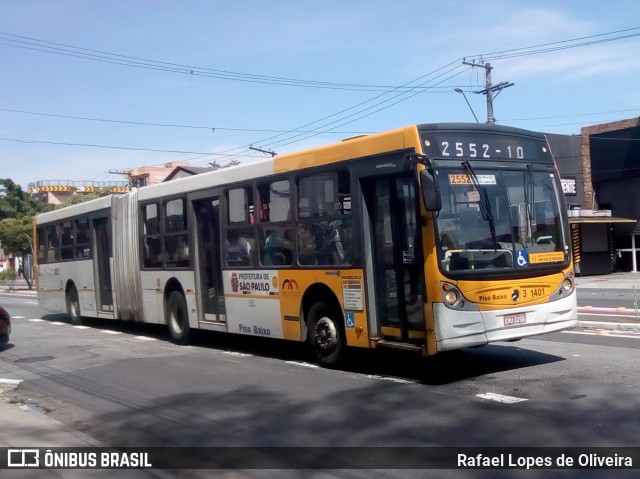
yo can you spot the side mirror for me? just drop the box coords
[420,168,442,212]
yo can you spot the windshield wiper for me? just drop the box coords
[524,164,535,245]
[461,161,498,248]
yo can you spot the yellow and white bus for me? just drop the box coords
[34,123,577,366]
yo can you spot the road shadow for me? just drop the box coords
[39,313,565,385]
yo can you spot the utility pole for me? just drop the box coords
[462,60,514,124]
[109,169,133,187]
[249,146,277,157]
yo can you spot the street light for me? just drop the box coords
[454,88,479,123]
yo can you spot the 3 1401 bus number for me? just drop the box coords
[522,287,545,299]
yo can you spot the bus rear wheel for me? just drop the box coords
[307,301,345,368]
[166,291,190,345]
[66,286,83,325]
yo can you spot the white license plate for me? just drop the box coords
[504,313,526,326]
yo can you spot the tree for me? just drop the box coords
[0,178,47,219]
[0,216,32,257]
[0,216,34,288]
[0,178,52,288]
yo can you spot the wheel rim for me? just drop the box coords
[68,291,80,320]
[170,303,184,334]
[313,316,338,353]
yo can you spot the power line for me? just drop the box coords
[0,31,468,93]
[5,26,639,170]
[266,63,471,150]
[0,136,265,157]
[468,26,640,62]
[208,26,640,158]
[0,107,373,135]
[186,62,471,166]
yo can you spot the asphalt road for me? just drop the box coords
[1,295,639,479]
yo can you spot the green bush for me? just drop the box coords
[0,269,18,281]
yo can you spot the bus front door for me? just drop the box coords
[364,176,424,341]
[194,198,226,322]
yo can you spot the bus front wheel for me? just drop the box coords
[66,286,83,326]
[307,301,345,367]
[166,291,190,345]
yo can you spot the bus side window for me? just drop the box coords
[258,179,292,267]
[228,187,254,223]
[37,226,47,263]
[226,187,257,267]
[297,171,353,266]
[142,203,162,268]
[75,217,91,259]
[164,199,189,268]
[46,224,60,262]
[61,220,75,260]
[260,227,292,266]
[144,237,163,268]
[226,228,256,267]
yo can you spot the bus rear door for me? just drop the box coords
[93,217,113,312]
[193,197,226,323]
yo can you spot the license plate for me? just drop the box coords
[504,313,526,326]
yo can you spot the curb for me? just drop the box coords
[0,290,38,297]
[578,320,640,333]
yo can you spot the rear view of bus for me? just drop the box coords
[418,124,577,353]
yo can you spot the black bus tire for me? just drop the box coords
[66,286,83,326]
[307,301,345,367]
[166,291,190,345]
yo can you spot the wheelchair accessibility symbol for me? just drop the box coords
[345,312,355,328]
[516,250,529,268]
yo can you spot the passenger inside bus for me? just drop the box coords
[226,229,256,267]
[262,229,291,266]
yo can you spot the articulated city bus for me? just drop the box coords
[34,123,577,366]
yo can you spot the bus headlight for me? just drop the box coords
[562,270,575,291]
[440,282,477,311]
[444,289,459,305]
[550,271,575,302]
[442,282,463,307]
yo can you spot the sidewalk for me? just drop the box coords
[574,271,640,333]
[0,277,37,297]
[0,384,170,478]
[574,270,640,290]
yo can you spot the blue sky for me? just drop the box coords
[2,1,640,189]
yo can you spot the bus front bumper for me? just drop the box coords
[433,292,577,352]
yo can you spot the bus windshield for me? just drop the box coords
[435,165,567,273]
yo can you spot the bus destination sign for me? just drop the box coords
[421,132,551,162]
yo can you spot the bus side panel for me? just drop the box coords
[222,270,284,339]
[38,273,66,315]
[140,271,197,325]
[278,270,314,341]
[333,269,369,349]
[38,260,96,316]
[140,271,163,324]
[277,269,370,348]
